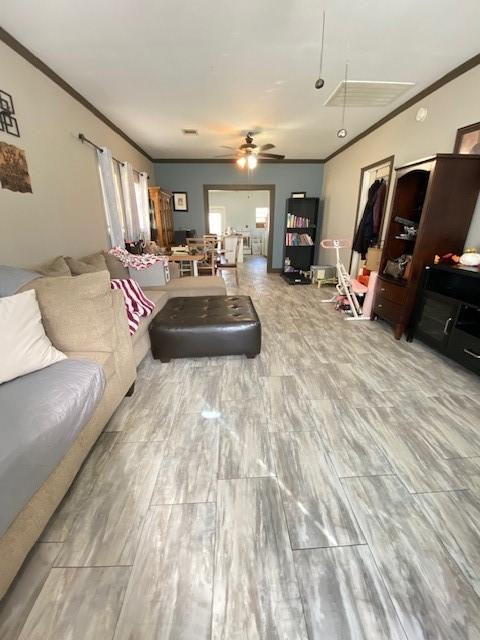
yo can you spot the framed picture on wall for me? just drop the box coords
[173,191,189,211]
[291,192,306,198]
[454,121,480,155]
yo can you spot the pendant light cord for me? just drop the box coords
[318,9,326,77]
[341,61,348,128]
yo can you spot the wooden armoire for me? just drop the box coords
[373,154,480,339]
[148,186,174,247]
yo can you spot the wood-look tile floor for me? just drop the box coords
[2,256,480,639]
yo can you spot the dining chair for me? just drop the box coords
[195,238,217,276]
[203,234,219,250]
[179,260,193,277]
[217,234,241,286]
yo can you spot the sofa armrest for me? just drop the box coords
[111,289,136,387]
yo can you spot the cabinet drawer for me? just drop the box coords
[447,329,480,375]
[377,279,408,305]
[374,296,403,323]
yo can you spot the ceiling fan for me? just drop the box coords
[216,132,285,168]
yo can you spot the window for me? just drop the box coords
[256,206,268,228]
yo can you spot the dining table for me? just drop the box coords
[168,252,205,277]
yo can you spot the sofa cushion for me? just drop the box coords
[37,256,71,277]
[23,271,115,352]
[0,290,66,384]
[144,289,168,318]
[64,351,116,380]
[102,251,130,280]
[0,266,41,297]
[0,358,105,536]
[147,275,227,298]
[66,253,108,275]
[131,290,168,348]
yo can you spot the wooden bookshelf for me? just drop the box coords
[148,186,174,247]
[282,197,319,284]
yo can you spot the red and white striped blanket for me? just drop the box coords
[110,278,155,335]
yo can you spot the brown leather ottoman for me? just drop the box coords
[149,295,261,362]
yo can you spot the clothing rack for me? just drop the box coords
[78,133,149,178]
[372,166,390,179]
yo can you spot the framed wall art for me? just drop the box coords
[0,142,32,193]
[173,191,188,211]
[0,90,20,137]
[454,121,480,155]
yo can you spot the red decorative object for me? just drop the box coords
[434,252,460,266]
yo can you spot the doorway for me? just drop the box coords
[203,184,275,272]
[350,156,394,275]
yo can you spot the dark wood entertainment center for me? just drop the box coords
[373,154,480,339]
[412,264,480,375]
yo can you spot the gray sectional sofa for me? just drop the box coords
[0,256,226,599]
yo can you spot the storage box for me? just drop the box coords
[364,247,382,272]
[129,263,170,287]
[311,264,337,283]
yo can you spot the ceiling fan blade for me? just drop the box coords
[259,143,275,151]
[258,152,285,159]
[220,145,236,150]
[214,153,236,158]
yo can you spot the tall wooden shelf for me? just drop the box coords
[373,153,480,339]
[148,186,174,247]
[281,197,319,285]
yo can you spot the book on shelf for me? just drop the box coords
[286,214,313,228]
[285,232,314,246]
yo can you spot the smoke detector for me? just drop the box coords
[325,81,415,107]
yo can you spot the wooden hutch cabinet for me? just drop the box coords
[373,154,480,339]
[148,186,174,247]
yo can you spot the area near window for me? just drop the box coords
[256,206,268,228]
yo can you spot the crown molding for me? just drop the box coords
[3,25,478,167]
[324,52,480,163]
[153,158,325,164]
[0,27,154,163]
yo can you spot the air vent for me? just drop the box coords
[182,128,199,135]
[324,81,415,107]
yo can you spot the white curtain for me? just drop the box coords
[120,162,142,241]
[138,172,151,241]
[97,147,124,248]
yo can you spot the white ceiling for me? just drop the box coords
[2,0,480,159]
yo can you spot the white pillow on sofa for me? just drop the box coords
[0,289,66,384]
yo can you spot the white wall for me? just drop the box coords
[208,189,269,232]
[0,41,153,268]
[321,64,480,265]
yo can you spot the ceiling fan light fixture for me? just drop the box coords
[236,156,246,168]
[247,155,257,169]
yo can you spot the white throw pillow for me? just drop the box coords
[0,289,66,384]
